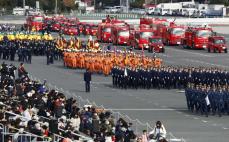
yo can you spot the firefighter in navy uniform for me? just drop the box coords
[46,48,51,65]
[216,87,225,117]
[84,69,92,92]
[27,46,32,64]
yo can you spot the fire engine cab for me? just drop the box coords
[157,22,186,45]
[111,25,130,45]
[97,22,112,42]
[110,20,130,45]
[130,27,155,49]
[183,26,213,49]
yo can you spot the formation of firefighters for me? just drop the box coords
[0,31,60,64]
[55,35,100,51]
[63,50,162,76]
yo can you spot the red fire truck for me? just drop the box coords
[64,25,80,35]
[157,23,186,45]
[111,25,130,45]
[89,24,98,36]
[97,22,112,42]
[130,27,155,49]
[78,22,87,35]
[207,36,227,53]
[182,26,213,49]
[83,24,91,35]
[25,15,44,31]
[140,17,168,32]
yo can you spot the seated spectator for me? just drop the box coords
[149,121,167,142]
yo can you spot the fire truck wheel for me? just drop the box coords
[224,49,227,53]
[134,45,138,50]
[166,40,169,46]
[161,48,165,53]
[148,48,151,53]
[191,43,195,49]
[214,48,217,53]
[208,48,210,53]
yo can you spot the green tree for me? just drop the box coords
[98,0,120,7]
[209,0,227,4]
[0,0,17,10]
[130,0,145,8]
[40,0,56,13]
[63,0,78,10]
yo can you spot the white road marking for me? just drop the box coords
[177,90,185,93]
[201,120,208,123]
[193,117,199,120]
[222,127,229,130]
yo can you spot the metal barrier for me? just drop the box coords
[0,123,5,142]
[71,12,141,19]
[53,133,65,142]
[59,128,93,141]
[0,124,50,142]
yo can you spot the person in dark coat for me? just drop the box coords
[84,69,92,92]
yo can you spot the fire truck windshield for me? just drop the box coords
[150,38,162,43]
[118,31,129,37]
[140,32,154,39]
[214,39,225,44]
[70,25,78,28]
[32,17,43,22]
[196,30,212,37]
[92,26,98,29]
[103,28,111,33]
[172,28,185,35]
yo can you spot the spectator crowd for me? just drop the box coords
[0,62,144,142]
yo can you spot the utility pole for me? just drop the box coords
[23,0,25,8]
[55,0,58,14]
[126,0,129,13]
[94,0,96,12]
